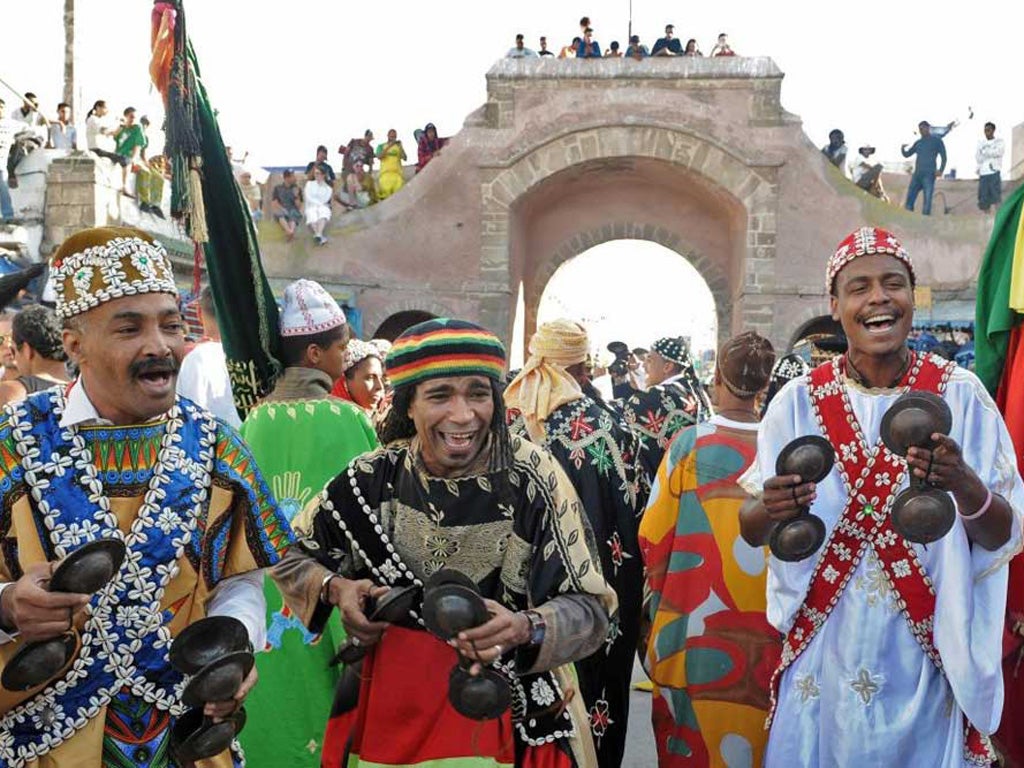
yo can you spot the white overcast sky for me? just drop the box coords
[5,0,1019,172]
[3,1,1019,356]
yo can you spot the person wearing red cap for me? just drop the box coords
[739,227,1024,766]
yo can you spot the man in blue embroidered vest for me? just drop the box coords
[739,226,1024,766]
[0,226,293,767]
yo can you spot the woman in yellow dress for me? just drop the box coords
[375,129,407,200]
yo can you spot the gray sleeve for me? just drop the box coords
[519,593,610,674]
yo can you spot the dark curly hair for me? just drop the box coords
[13,305,67,362]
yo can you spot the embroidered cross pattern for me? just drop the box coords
[766,353,991,763]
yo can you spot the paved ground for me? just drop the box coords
[622,661,658,767]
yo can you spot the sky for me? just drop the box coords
[3,0,1020,354]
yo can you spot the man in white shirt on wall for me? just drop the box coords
[976,121,1005,212]
[177,285,241,428]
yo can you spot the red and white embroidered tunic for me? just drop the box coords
[742,355,1024,767]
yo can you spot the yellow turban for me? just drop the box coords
[504,319,589,442]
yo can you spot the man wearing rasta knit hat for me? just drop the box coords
[273,317,616,768]
[506,319,648,768]
[238,278,378,768]
[0,226,293,765]
[739,226,1024,766]
[620,335,713,480]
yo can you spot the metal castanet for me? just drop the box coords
[448,664,511,721]
[769,436,835,562]
[182,649,256,709]
[328,584,422,667]
[881,391,956,544]
[49,539,127,595]
[170,615,250,675]
[171,706,247,762]
[422,584,489,642]
[1,539,127,692]
[880,391,952,457]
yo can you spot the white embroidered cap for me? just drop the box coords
[279,279,347,337]
[51,226,178,320]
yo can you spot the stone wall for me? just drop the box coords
[257,56,995,353]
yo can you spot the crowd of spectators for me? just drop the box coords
[821,118,1005,216]
[0,90,168,224]
[255,121,447,245]
[506,18,738,62]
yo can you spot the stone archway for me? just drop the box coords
[478,123,780,345]
[525,226,731,350]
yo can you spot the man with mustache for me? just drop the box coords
[0,226,293,766]
[739,227,1024,766]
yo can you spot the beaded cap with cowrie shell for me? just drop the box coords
[827,227,915,295]
[51,226,178,320]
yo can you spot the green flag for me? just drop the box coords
[975,183,1024,394]
[152,0,281,413]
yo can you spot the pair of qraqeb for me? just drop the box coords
[329,568,510,721]
[771,391,955,562]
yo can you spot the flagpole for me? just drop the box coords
[628,0,633,43]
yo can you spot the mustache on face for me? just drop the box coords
[129,357,180,379]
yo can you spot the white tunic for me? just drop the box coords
[742,367,1024,767]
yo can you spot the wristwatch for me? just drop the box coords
[523,610,546,647]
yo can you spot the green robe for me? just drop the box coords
[238,371,379,767]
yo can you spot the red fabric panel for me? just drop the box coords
[323,626,516,766]
[996,324,1024,767]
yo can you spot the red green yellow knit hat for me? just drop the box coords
[385,318,506,390]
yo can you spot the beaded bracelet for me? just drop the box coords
[959,489,993,521]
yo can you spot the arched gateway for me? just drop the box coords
[257,57,992,354]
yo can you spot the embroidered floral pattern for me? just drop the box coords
[0,393,219,766]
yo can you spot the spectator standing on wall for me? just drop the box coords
[113,107,146,189]
[625,34,649,58]
[539,36,555,56]
[976,122,1004,212]
[48,102,77,149]
[711,33,736,56]
[559,37,581,58]
[375,129,407,200]
[652,24,683,56]
[605,40,623,57]
[506,33,539,58]
[339,130,375,177]
[575,27,601,58]
[902,120,947,216]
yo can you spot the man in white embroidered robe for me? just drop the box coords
[740,226,1024,767]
